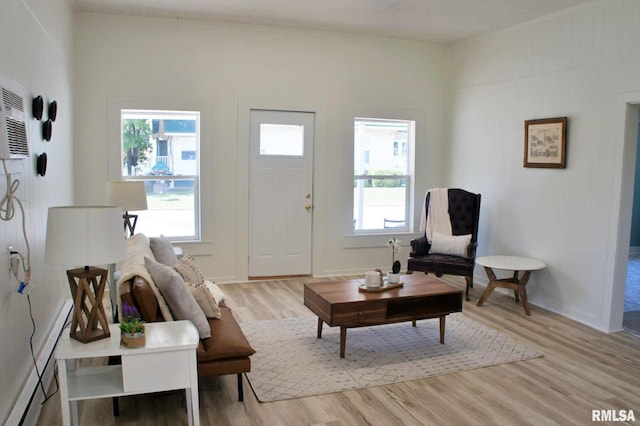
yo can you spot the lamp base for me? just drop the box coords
[66,266,111,344]
[123,212,138,238]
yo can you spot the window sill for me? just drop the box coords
[342,232,418,249]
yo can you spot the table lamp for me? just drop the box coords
[106,181,148,238]
[45,206,127,343]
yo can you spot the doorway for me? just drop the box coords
[625,118,640,335]
[248,110,314,278]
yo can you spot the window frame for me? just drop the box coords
[352,116,415,235]
[119,108,201,242]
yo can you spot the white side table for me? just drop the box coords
[55,320,200,426]
[475,255,546,316]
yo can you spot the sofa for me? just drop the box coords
[117,234,255,401]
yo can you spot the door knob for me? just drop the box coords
[305,204,312,210]
[305,193,311,199]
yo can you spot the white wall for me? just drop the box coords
[449,0,640,331]
[73,13,450,281]
[0,0,74,422]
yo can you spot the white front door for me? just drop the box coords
[249,110,314,277]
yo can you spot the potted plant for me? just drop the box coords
[386,238,402,283]
[119,303,146,348]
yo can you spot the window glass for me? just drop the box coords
[121,110,200,240]
[259,123,304,156]
[353,118,413,232]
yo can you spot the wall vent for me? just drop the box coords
[0,77,29,160]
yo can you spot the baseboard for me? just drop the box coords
[6,299,72,426]
[630,246,640,255]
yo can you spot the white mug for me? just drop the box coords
[365,271,381,287]
[387,272,400,284]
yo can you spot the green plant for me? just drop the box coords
[119,303,145,335]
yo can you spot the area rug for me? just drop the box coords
[240,314,543,402]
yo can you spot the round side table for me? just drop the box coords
[475,255,546,316]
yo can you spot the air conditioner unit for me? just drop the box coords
[0,76,29,160]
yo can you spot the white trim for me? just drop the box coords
[6,300,73,426]
[629,246,640,256]
[342,233,416,249]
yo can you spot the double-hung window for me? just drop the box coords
[120,109,200,240]
[353,117,414,233]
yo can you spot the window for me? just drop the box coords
[259,123,304,156]
[181,150,196,160]
[353,117,414,232]
[120,109,200,240]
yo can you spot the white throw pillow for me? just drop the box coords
[430,232,472,257]
[204,280,226,305]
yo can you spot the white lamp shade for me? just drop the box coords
[106,181,148,212]
[45,206,127,267]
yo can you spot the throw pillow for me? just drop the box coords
[144,257,211,339]
[204,281,226,305]
[149,235,179,266]
[173,254,205,287]
[188,285,221,319]
[429,232,472,257]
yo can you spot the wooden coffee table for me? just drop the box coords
[303,275,463,358]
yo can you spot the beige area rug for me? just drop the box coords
[241,314,542,402]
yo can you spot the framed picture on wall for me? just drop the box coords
[524,117,568,168]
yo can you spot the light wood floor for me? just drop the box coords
[37,276,640,426]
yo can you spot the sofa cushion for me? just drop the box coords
[189,285,221,319]
[173,254,205,286]
[132,276,163,322]
[197,306,256,362]
[120,280,135,310]
[145,257,211,339]
[150,235,179,266]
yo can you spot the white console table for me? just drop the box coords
[55,320,200,426]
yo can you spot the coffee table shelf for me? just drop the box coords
[387,293,462,319]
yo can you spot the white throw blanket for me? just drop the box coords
[419,188,452,241]
[116,233,173,321]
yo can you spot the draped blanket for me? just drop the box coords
[419,188,452,241]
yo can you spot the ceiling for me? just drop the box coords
[73,0,594,44]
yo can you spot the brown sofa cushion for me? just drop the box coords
[132,276,163,322]
[197,306,256,362]
[120,280,135,309]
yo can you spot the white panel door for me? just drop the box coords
[249,110,314,277]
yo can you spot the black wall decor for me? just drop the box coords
[32,96,43,120]
[37,153,47,176]
[42,119,52,141]
[48,100,57,122]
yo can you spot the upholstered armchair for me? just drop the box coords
[407,188,481,301]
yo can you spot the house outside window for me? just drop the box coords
[353,117,414,232]
[120,109,200,240]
